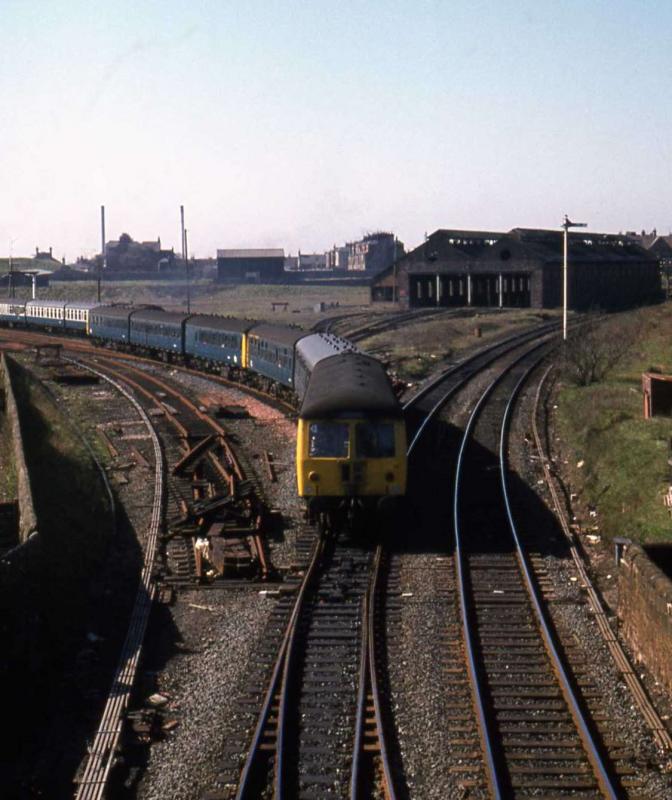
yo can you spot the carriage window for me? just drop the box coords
[308,422,349,458]
[355,422,395,458]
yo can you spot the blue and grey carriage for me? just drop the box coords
[246,323,307,388]
[64,301,101,333]
[90,305,135,343]
[129,309,190,355]
[25,300,67,329]
[0,300,26,325]
[184,315,253,372]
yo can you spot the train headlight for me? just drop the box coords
[385,472,395,482]
[309,471,320,482]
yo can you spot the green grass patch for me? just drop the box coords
[0,412,18,501]
[8,280,372,328]
[10,361,113,550]
[555,304,672,544]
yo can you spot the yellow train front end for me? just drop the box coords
[297,416,406,505]
[296,353,407,533]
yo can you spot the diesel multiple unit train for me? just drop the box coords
[0,298,407,528]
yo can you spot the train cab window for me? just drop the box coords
[355,422,395,458]
[308,422,349,458]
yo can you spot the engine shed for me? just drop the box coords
[371,227,662,311]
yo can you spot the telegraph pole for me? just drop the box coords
[8,239,15,298]
[562,215,587,341]
[99,205,106,303]
[185,227,190,313]
[180,205,189,312]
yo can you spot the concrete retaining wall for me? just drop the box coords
[1,354,38,541]
[618,543,672,694]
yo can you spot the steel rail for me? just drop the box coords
[236,537,324,800]
[499,358,619,799]
[234,535,325,800]
[73,361,165,800]
[451,338,556,799]
[347,307,450,342]
[274,534,335,798]
[532,366,672,752]
[84,358,262,531]
[350,588,372,800]
[403,320,559,413]
[404,322,559,454]
[365,545,397,800]
[350,543,398,800]
[93,355,246,481]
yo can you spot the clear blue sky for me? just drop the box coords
[2,0,671,261]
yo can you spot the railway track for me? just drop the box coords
[85,355,273,583]
[453,344,622,798]
[70,352,278,799]
[73,362,165,800]
[227,534,400,800]
[224,323,565,800]
[4,320,671,798]
[397,323,672,797]
[346,307,451,342]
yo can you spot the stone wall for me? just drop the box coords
[1,355,38,541]
[618,543,672,694]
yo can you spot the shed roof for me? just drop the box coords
[217,249,285,259]
[374,226,658,284]
[299,353,401,418]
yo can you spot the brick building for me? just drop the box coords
[216,249,285,283]
[371,227,662,310]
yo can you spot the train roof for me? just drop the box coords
[186,315,254,334]
[296,332,357,368]
[131,309,189,324]
[91,304,141,319]
[248,323,307,348]
[64,301,101,311]
[299,353,402,418]
[25,299,67,309]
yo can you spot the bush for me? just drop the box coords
[562,313,643,386]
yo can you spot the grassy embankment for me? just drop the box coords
[555,304,672,544]
[6,280,374,327]
[10,359,114,631]
[0,394,17,502]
